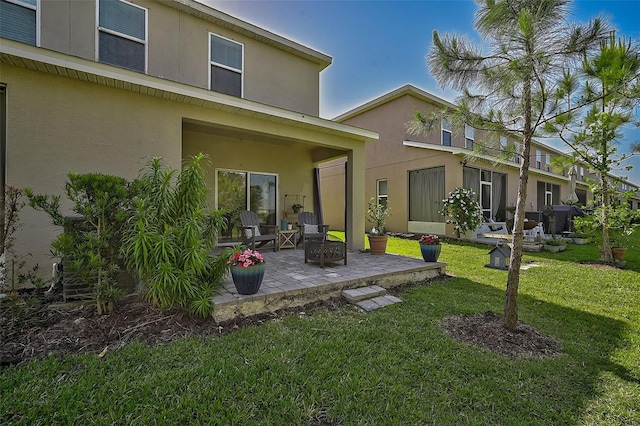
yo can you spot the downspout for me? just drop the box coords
[0,84,6,291]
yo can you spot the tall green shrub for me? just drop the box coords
[26,173,137,312]
[121,154,228,317]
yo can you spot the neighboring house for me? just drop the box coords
[0,0,377,269]
[320,84,639,237]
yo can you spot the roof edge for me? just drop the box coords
[160,0,332,70]
[333,84,457,122]
[1,40,375,142]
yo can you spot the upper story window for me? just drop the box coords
[536,150,542,169]
[464,124,474,149]
[0,0,38,45]
[377,179,388,208]
[514,142,521,164]
[499,135,507,150]
[210,33,243,97]
[97,0,147,73]
[545,154,551,172]
[441,116,452,146]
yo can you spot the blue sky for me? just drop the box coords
[202,0,640,183]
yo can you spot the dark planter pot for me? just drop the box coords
[230,263,265,295]
[368,234,388,255]
[420,244,441,262]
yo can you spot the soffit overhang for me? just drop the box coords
[403,140,591,185]
[0,40,377,145]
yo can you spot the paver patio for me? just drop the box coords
[213,247,446,322]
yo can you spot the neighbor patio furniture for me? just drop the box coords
[297,211,329,246]
[304,234,347,268]
[239,211,277,251]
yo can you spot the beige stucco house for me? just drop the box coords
[0,0,377,270]
[320,84,640,237]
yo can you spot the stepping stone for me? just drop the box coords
[355,295,402,312]
[342,285,386,303]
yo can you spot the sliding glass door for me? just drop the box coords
[217,170,277,244]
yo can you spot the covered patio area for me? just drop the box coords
[213,248,446,322]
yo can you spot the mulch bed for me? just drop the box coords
[0,292,344,367]
[441,311,563,360]
[2,285,562,367]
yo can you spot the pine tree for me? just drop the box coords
[414,0,608,330]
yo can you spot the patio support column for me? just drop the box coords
[346,147,366,250]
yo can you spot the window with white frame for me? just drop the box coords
[463,166,507,221]
[545,154,551,172]
[465,124,474,149]
[514,142,521,164]
[377,179,388,208]
[441,116,452,146]
[536,150,542,169]
[500,135,507,150]
[537,181,559,208]
[0,0,37,45]
[210,33,243,97]
[545,182,553,205]
[97,0,147,73]
[480,169,492,220]
[579,166,584,180]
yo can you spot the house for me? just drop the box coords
[320,84,639,237]
[0,0,377,271]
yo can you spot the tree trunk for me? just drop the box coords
[504,80,533,331]
[600,175,614,263]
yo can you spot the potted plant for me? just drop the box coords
[543,238,566,253]
[607,208,635,263]
[418,234,441,262]
[571,216,591,244]
[227,247,265,295]
[366,198,391,255]
[291,203,304,213]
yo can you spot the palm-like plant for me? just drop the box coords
[121,154,229,317]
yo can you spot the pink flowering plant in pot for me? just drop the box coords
[227,248,265,267]
[227,247,266,295]
[418,234,442,262]
[419,234,440,245]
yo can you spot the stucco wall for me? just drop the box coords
[4,59,368,272]
[322,91,590,238]
[4,64,183,270]
[182,129,320,217]
[37,0,321,115]
[319,158,346,230]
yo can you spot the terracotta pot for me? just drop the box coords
[368,234,388,255]
[612,247,627,262]
[420,244,441,262]
[230,263,265,295]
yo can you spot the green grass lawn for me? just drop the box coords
[2,234,639,425]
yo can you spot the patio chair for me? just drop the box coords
[298,211,329,246]
[239,211,277,251]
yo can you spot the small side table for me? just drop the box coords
[278,229,297,250]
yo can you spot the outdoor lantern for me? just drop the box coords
[486,245,511,270]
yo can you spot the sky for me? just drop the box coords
[201,0,640,184]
